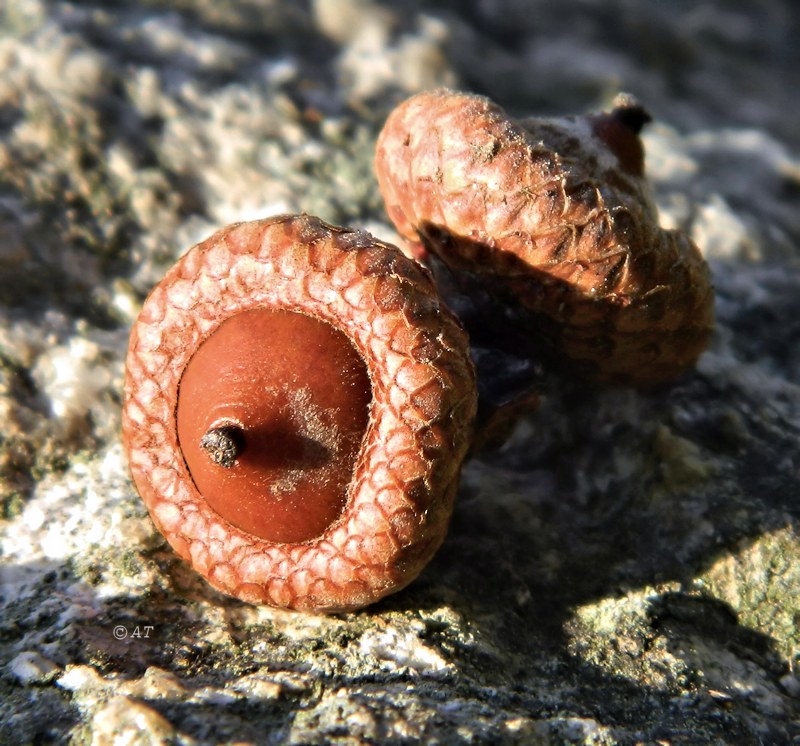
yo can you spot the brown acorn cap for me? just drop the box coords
[375,88,715,386]
[122,214,477,612]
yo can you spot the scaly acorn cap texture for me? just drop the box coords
[374,88,715,385]
[122,214,477,612]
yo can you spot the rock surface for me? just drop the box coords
[1,1,798,744]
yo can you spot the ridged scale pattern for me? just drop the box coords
[123,215,477,612]
[375,89,715,384]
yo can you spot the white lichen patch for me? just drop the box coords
[2,442,143,562]
[8,650,60,684]
[646,124,800,261]
[90,696,176,745]
[228,673,283,700]
[359,625,452,674]
[328,3,456,100]
[0,438,158,621]
[56,664,109,694]
[691,193,759,260]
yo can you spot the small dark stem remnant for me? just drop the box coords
[200,424,245,468]
[610,93,652,134]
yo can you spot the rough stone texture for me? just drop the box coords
[0,1,798,744]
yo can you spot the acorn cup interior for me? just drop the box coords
[176,307,372,544]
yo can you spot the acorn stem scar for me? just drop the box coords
[609,92,652,134]
[200,424,245,468]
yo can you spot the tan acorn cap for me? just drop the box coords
[375,88,715,385]
[122,214,477,612]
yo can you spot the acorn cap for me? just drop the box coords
[122,214,477,612]
[375,89,714,385]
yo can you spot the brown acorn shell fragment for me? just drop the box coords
[122,214,477,612]
[374,89,715,385]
